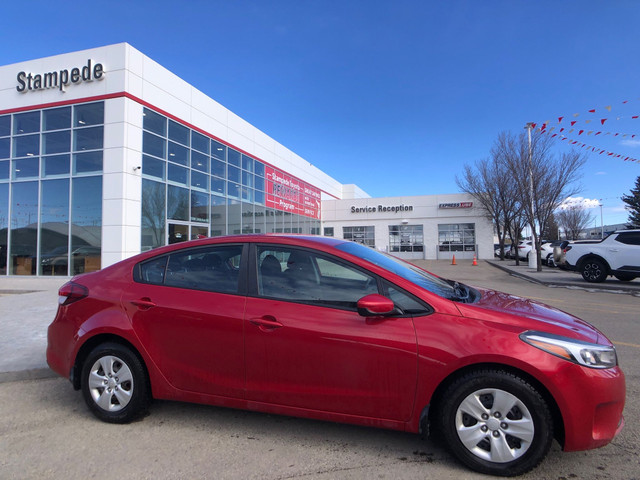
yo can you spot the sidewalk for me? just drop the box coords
[0,260,637,383]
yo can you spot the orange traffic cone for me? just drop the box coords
[451,255,456,265]
[472,255,478,266]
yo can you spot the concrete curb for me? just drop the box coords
[0,368,58,384]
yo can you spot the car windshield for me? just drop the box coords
[336,241,465,301]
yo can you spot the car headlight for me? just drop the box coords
[520,331,618,369]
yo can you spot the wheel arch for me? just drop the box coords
[423,362,565,447]
[576,254,611,273]
[72,334,149,392]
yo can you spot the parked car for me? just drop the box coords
[47,235,625,477]
[508,241,554,264]
[564,230,640,282]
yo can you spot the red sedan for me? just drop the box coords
[47,235,625,476]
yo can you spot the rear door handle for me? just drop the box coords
[131,298,156,310]
[249,316,283,331]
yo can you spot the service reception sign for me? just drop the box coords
[265,166,321,219]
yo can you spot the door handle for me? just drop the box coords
[249,316,283,331]
[131,297,156,310]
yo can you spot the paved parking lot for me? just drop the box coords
[0,261,638,479]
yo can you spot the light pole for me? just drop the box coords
[599,200,604,239]
[525,123,537,269]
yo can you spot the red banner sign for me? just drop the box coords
[265,166,321,219]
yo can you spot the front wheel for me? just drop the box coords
[546,254,555,268]
[581,258,607,283]
[438,370,553,477]
[81,342,150,423]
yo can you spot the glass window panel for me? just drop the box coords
[167,185,189,220]
[164,245,242,293]
[168,120,189,146]
[70,176,102,274]
[254,161,265,177]
[254,176,265,192]
[0,115,10,137]
[0,160,9,180]
[191,170,208,190]
[0,183,7,274]
[227,199,241,235]
[141,179,166,251]
[40,178,70,275]
[228,182,240,199]
[42,154,70,177]
[74,102,104,127]
[191,131,209,153]
[241,186,253,203]
[228,148,241,166]
[43,107,71,131]
[10,181,38,275]
[0,138,9,159]
[242,171,254,187]
[343,226,375,248]
[143,131,165,159]
[168,163,188,185]
[142,108,166,135]
[241,155,254,172]
[211,140,226,160]
[142,155,165,180]
[254,190,265,205]
[211,158,225,177]
[13,134,39,157]
[211,176,225,196]
[13,111,40,134]
[74,126,103,151]
[191,191,209,223]
[191,151,209,172]
[43,130,70,154]
[74,151,103,174]
[210,195,227,237]
[167,141,188,165]
[13,158,39,179]
[228,165,240,183]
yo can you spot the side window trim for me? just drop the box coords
[382,280,434,317]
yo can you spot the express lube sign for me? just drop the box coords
[16,59,105,93]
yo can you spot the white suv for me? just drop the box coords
[564,230,640,282]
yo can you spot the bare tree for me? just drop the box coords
[557,206,593,240]
[500,130,586,271]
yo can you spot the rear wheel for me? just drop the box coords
[81,342,150,423]
[438,370,553,477]
[581,258,607,283]
[546,254,555,268]
[614,273,637,282]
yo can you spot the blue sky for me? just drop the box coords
[1,0,639,225]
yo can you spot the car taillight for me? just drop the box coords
[58,281,89,305]
[563,246,572,253]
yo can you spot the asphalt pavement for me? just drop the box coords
[0,259,638,383]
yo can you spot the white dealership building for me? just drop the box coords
[0,43,492,276]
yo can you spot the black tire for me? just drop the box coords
[81,342,150,423]
[437,369,553,477]
[614,273,637,282]
[580,258,608,283]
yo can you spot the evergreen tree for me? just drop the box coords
[622,176,640,228]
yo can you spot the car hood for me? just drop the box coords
[455,288,603,344]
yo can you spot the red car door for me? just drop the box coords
[244,245,418,421]
[122,244,246,399]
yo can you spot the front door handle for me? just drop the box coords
[131,297,156,310]
[249,316,283,331]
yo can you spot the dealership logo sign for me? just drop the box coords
[16,59,105,93]
[439,202,473,209]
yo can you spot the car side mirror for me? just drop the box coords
[357,294,396,317]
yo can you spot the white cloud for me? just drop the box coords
[620,139,640,148]
[595,171,606,175]
[559,196,601,209]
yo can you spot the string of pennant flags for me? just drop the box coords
[529,98,640,164]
